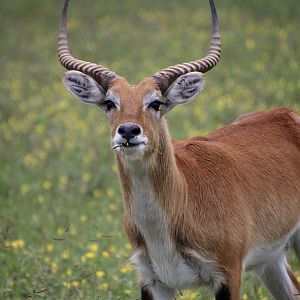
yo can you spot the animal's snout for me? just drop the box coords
[117,124,142,142]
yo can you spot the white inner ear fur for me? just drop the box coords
[164,72,205,106]
[63,70,105,104]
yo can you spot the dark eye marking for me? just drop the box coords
[148,100,163,112]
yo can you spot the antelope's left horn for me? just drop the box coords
[152,0,221,92]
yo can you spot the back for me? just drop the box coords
[174,107,300,244]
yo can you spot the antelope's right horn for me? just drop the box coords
[57,0,118,90]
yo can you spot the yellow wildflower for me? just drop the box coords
[96,271,105,278]
[81,173,91,183]
[43,180,52,190]
[38,195,45,203]
[23,154,38,167]
[125,243,131,250]
[120,264,133,274]
[89,243,98,252]
[43,139,52,149]
[35,124,45,135]
[46,243,54,253]
[124,289,131,296]
[109,202,117,211]
[66,269,72,276]
[93,189,102,198]
[109,245,116,253]
[80,214,88,222]
[102,251,110,258]
[37,150,47,161]
[85,251,96,259]
[70,226,77,235]
[57,227,65,236]
[112,164,117,173]
[4,240,11,247]
[245,38,255,50]
[61,249,70,260]
[44,257,50,263]
[106,214,113,221]
[59,176,68,190]
[11,239,25,249]
[106,187,115,198]
[51,262,57,273]
[71,281,79,288]
[100,283,108,290]
[20,184,29,195]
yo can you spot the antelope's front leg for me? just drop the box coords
[141,282,176,300]
[141,285,154,300]
[215,262,242,300]
[215,284,231,300]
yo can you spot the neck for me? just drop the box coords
[116,118,185,220]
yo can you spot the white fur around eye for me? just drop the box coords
[63,70,105,104]
[165,72,205,105]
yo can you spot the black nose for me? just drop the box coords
[117,124,141,141]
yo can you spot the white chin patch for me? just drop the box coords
[118,144,146,161]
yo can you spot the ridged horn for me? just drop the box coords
[152,0,221,92]
[57,0,117,90]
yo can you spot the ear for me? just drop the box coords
[163,72,205,112]
[63,70,105,105]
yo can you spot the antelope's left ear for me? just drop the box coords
[164,72,205,111]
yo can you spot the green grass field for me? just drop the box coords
[0,0,299,299]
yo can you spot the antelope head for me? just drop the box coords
[58,0,221,161]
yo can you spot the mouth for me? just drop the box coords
[112,142,146,150]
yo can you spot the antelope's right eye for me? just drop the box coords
[104,100,116,111]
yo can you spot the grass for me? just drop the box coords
[0,0,299,299]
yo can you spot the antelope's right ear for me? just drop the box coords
[63,70,106,105]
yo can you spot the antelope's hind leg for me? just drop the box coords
[290,227,300,297]
[293,227,300,262]
[254,256,296,300]
[286,265,300,298]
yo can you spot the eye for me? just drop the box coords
[148,100,162,112]
[104,100,116,111]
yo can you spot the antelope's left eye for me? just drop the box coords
[148,101,162,112]
[104,100,116,111]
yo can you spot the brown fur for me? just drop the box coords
[107,77,300,299]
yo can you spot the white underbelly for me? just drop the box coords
[244,224,299,270]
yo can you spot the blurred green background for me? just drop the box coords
[0,0,299,299]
